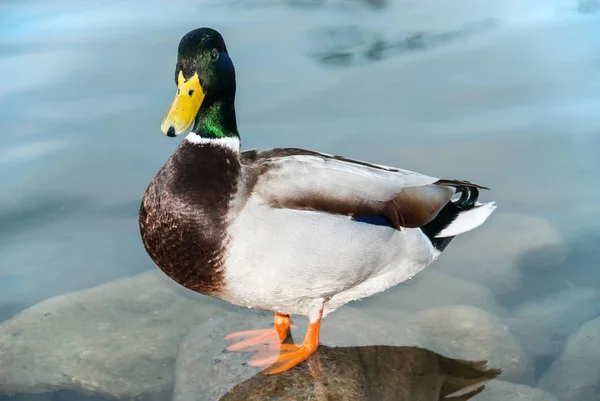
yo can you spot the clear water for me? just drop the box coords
[1,0,599,400]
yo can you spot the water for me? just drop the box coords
[1,0,599,400]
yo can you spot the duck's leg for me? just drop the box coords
[249,305,324,375]
[225,312,292,351]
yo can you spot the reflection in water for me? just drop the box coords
[218,0,389,9]
[220,345,501,401]
[310,19,498,67]
[579,0,600,13]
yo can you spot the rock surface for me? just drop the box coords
[0,274,531,400]
[405,305,532,384]
[320,304,531,385]
[472,380,558,401]
[173,308,414,401]
[538,316,600,401]
[334,305,530,383]
[0,271,226,400]
[357,269,505,317]
[437,212,564,294]
[221,346,499,401]
[173,311,501,401]
[506,287,600,359]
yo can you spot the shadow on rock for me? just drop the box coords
[221,345,501,401]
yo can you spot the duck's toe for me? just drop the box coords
[225,328,283,351]
[225,312,293,352]
[249,344,316,374]
[248,306,323,375]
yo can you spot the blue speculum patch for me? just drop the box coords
[352,215,394,228]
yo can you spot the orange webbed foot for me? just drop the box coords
[249,343,317,374]
[249,306,323,375]
[224,313,293,352]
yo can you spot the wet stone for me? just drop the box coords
[438,212,564,295]
[0,271,225,401]
[173,312,501,401]
[472,380,558,401]
[405,305,533,384]
[538,316,600,401]
[356,269,505,317]
[506,287,600,360]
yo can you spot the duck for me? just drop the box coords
[139,27,496,375]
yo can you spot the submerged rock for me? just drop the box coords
[316,304,529,385]
[438,212,564,295]
[173,312,501,401]
[358,269,505,317]
[538,316,600,401]
[406,305,533,384]
[506,287,600,359]
[472,380,558,401]
[0,271,225,400]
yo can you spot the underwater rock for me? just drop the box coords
[438,212,564,295]
[317,305,420,347]
[506,287,600,359]
[357,269,505,317]
[472,380,558,401]
[0,271,225,400]
[538,316,600,401]
[173,311,501,401]
[406,305,533,384]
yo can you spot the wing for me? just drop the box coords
[241,148,472,229]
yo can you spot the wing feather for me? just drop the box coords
[241,148,456,229]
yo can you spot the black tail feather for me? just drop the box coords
[421,184,481,251]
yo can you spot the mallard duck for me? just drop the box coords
[139,27,496,375]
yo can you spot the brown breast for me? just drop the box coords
[139,140,241,296]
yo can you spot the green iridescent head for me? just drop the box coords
[161,28,238,139]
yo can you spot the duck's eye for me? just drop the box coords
[210,48,219,60]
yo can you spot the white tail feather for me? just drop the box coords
[436,202,497,238]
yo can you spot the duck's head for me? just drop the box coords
[161,28,236,137]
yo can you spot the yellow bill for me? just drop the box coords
[161,71,205,136]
